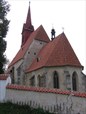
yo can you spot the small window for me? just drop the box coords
[34,52,36,55]
[40,42,42,44]
[37,57,40,62]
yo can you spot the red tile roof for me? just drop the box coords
[8,25,50,68]
[26,32,83,72]
[0,74,9,80]
[7,84,86,98]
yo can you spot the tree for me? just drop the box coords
[0,0,10,73]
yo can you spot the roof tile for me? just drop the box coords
[26,32,82,72]
[7,84,86,98]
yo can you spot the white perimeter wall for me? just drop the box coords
[0,77,11,102]
[5,87,86,114]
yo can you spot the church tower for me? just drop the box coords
[21,2,34,46]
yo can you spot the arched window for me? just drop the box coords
[53,71,59,89]
[10,67,15,84]
[72,72,78,91]
[30,76,35,86]
[38,75,46,87]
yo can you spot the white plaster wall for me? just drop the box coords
[5,88,86,114]
[0,76,11,102]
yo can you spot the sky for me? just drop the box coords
[6,0,86,74]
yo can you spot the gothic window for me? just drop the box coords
[72,72,78,91]
[17,67,21,76]
[30,76,35,86]
[17,66,21,84]
[17,77,20,84]
[10,67,15,84]
[64,71,71,90]
[53,71,59,89]
[66,75,71,90]
[38,75,46,87]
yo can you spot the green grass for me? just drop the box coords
[0,102,54,114]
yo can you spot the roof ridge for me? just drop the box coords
[60,33,68,63]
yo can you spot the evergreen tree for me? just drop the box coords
[0,0,10,73]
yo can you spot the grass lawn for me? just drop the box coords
[0,102,54,114]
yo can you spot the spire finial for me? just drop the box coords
[29,1,31,6]
[62,27,64,33]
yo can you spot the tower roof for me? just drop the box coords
[21,2,34,46]
[26,32,83,72]
[26,2,32,28]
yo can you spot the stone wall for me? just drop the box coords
[9,39,47,85]
[5,84,86,114]
[26,66,85,92]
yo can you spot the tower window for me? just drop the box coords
[53,71,59,89]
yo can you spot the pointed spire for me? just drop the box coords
[21,1,34,47]
[26,1,32,27]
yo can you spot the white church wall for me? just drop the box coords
[5,85,86,114]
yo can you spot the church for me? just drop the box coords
[7,3,86,92]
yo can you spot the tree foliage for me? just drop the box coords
[0,0,10,73]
